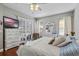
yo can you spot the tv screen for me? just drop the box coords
[3,16,19,28]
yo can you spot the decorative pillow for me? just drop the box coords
[52,36,66,46]
[76,39,79,45]
[66,36,71,40]
[57,40,72,47]
[48,38,55,44]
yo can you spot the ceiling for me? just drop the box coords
[2,3,77,18]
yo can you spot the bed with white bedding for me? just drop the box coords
[17,36,79,56]
[17,37,59,56]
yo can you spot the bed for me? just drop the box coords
[17,36,79,56]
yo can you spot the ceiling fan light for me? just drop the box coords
[30,3,41,12]
[30,7,33,10]
[30,4,33,8]
[36,4,39,8]
[35,7,39,11]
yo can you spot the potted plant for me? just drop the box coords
[71,32,75,36]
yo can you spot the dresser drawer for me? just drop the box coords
[5,42,19,50]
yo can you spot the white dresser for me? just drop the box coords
[5,17,34,50]
[5,29,20,50]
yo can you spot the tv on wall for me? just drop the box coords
[3,16,19,28]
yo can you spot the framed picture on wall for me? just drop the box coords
[3,16,19,28]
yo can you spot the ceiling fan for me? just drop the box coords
[30,3,41,12]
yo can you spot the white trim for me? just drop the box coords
[0,48,10,52]
[0,49,3,52]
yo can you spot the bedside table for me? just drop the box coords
[32,33,39,40]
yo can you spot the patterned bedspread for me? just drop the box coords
[60,42,79,56]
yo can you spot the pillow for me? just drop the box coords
[52,36,66,46]
[76,39,79,45]
[57,40,72,47]
[48,38,55,44]
[66,36,71,40]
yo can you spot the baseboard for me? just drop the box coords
[0,49,3,52]
[0,45,19,52]
[0,48,8,52]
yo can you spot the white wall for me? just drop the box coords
[0,4,3,49]
[0,4,35,49]
[74,4,79,35]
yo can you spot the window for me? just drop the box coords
[59,18,65,35]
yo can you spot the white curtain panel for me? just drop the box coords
[64,16,72,35]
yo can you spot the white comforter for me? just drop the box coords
[17,37,60,56]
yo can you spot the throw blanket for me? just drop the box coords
[60,42,79,56]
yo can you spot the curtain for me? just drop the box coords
[64,16,72,35]
[59,15,72,35]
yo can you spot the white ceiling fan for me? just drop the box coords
[30,3,42,12]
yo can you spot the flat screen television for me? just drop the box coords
[3,16,19,28]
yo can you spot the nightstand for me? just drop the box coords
[32,33,39,40]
